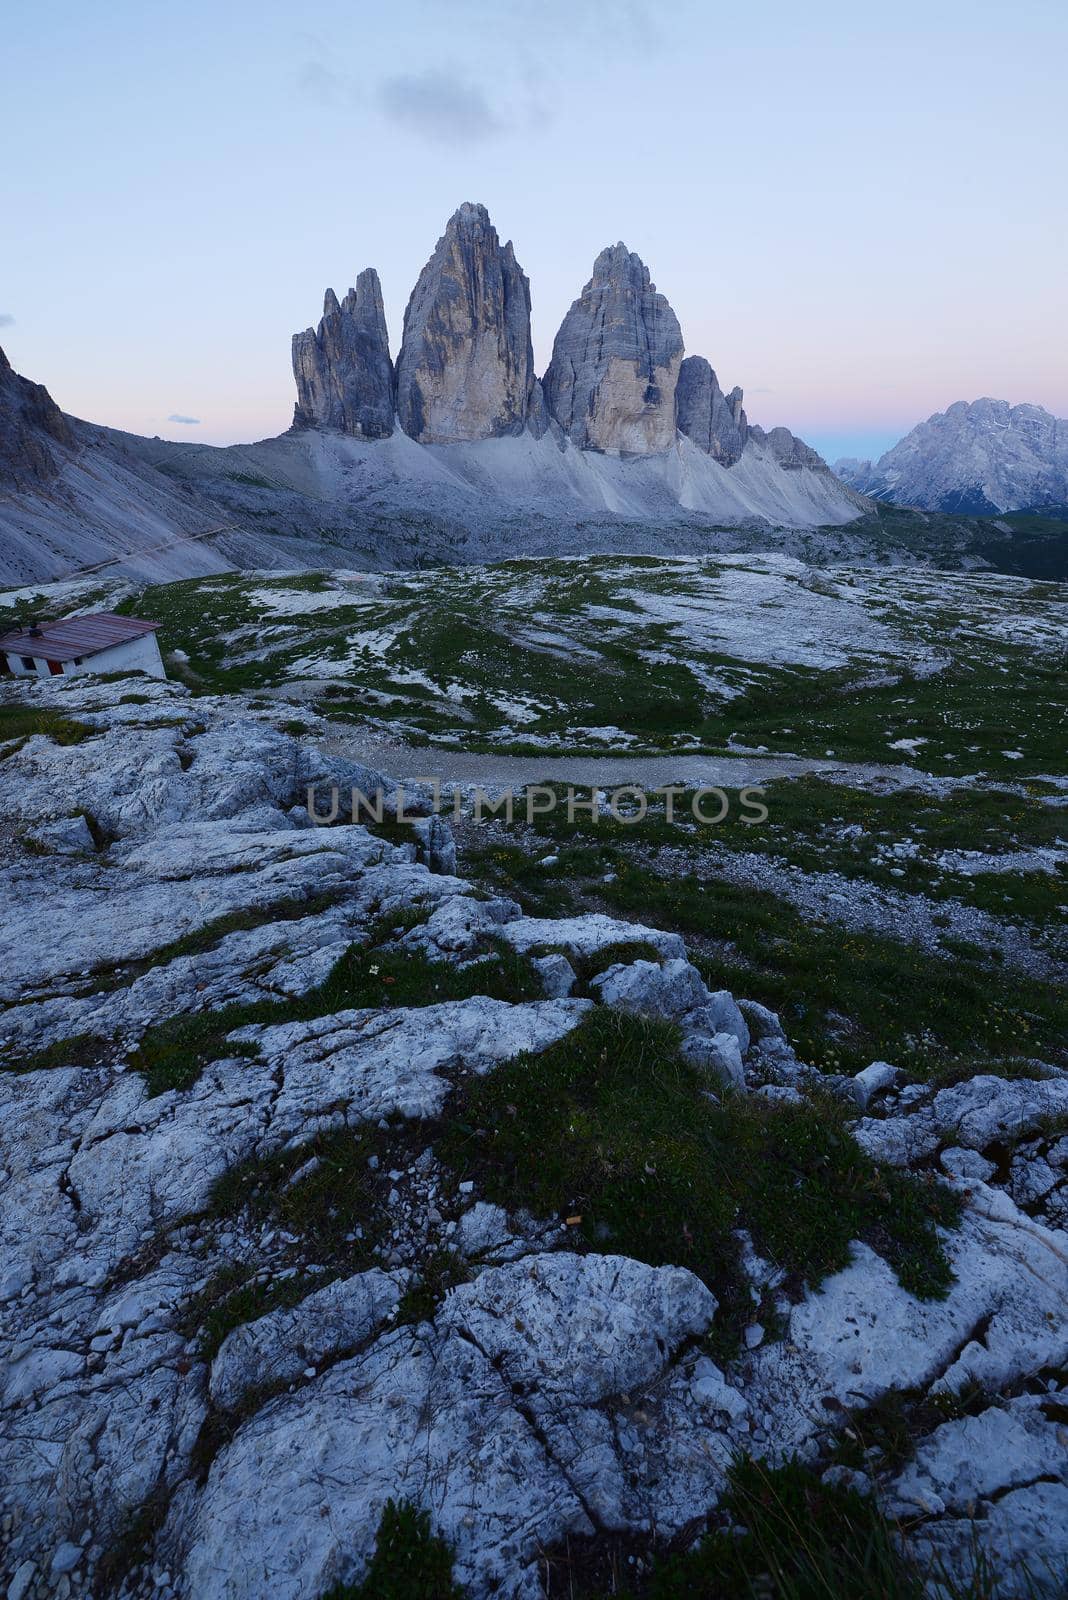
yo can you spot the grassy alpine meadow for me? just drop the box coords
[111,555,1067,771]
[19,550,1068,1095]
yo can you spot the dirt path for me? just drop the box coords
[315,723,964,795]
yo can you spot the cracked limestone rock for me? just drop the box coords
[210,1268,407,1411]
[854,1074,1068,1167]
[164,1254,716,1600]
[889,1394,1068,1595]
[3,677,1067,1599]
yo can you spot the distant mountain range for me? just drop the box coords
[835,399,1068,514]
[0,204,874,587]
[4,206,1066,589]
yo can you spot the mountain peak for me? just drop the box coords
[543,243,684,454]
[835,397,1068,513]
[676,356,748,466]
[394,204,536,444]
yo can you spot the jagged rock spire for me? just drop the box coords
[543,244,684,454]
[291,268,395,439]
[676,356,748,466]
[395,203,537,444]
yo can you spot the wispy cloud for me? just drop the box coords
[298,59,358,105]
[0,314,14,328]
[377,69,502,145]
[168,413,200,425]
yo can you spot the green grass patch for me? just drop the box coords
[203,1125,474,1344]
[0,704,93,751]
[93,1495,172,1598]
[395,1249,471,1326]
[522,775,1068,929]
[598,862,1068,1077]
[688,651,1065,776]
[438,1008,959,1306]
[115,559,1065,777]
[540,1451,997,1598]
[645,1455,926,1600]
[208,1123,405,1270]
[462,840,591,917]
[1,1032,111,1075]
[179,1262,325,1363]
[324,1499,466,1600]
[458,825,1066,1078]
[829,1382,989,1477]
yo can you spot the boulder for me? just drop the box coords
[680,1029,746,1093]
[853,1060,898,1107]
[500,912,685,963]
[685,991,750,1055]
[590,956,707,1019]
[533,953,577,998]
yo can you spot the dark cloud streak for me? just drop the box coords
[377,69,502,145]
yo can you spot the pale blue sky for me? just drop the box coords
[3,0,1066,464]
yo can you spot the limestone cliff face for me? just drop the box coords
[0,344,74,487]
[675,356,748,467]
[291,268,395,439]
[543,245,684,455]
[395,203,536,444]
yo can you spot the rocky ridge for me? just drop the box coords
[291,269,395,439]
[0,207,867,586]
[0,673,1065,1598]
[836,398,1068,513]
[0,345,73,489]
[289,202,833,474]
[676,355,748,466]
[0,349,357,589]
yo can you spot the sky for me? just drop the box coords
[3,0,1066,466]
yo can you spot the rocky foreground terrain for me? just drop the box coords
[1,665,1066,1599]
